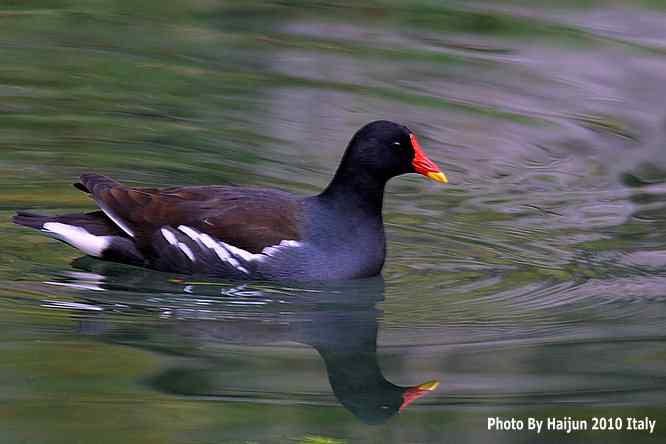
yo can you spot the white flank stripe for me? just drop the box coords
[279,240,302,247]
[262,246,280,257]
[222,242,255,261]
[42,222,111,257]
[213,244,231,260]
[178,225,200,241]
[178,242,196,262]
[161,228,178,246]
[98,201,135,238]
[213,245,231,261]
[161,225,303,275]
[228,257,241,268]
[199,233,218,249]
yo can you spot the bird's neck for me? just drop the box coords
[311,316,390,393]
[317,348,397,395]
[319,164,387,215]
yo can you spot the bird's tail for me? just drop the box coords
[12,211,53,229]
[12,210,144,265]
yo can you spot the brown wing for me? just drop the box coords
[78,173,303,253]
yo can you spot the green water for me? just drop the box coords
[2,1,666,443]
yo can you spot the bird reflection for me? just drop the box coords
[63,258,439,424]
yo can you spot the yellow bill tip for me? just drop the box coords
[417,380,440,391]
[426,171,448,184]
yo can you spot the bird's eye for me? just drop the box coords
[381,405,390,410]
[393,141,401,147]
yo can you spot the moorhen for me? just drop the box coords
[13,120,447,280]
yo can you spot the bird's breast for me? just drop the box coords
[305,218,386,279]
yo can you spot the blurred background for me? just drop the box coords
[1,0,666,443]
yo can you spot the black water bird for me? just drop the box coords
[14,121,447,281]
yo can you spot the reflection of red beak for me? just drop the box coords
[410,134,448,183]
[400,380,440,413]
